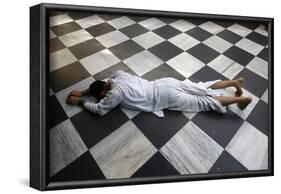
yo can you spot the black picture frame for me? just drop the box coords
[30,3,274,191]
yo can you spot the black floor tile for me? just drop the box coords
[119,23,149,38]
[217,29,242,44]
[153,25,181,39]
[50,151,105,181]
[142,63,186,81]
[98,14,121,21]
[47,95,68,130]
[69,38,105,59]
[189,19,206,26]
[239,22,260,30]
[188,65,227,83]
[49,61,90,93]
[213,20,234,28]
[86,22,115,37]
[51,21,82,36]
[224,46,255,66]
[93,62,137,80]
[67,12,94,20]
[234,68,268,97]
[132,152,180,178]
[187,43,220,64]
[192,110,244,147]
[247,100,269,136]
[257,48,268,61]
[49,11,65,17]
[209,151,248,173]
[132,110,189,149]
[109,40,144,60]
[148,41,183,62]
[246,31,268,46]
[49,38,65,53]
[185,27,213,41]
[128,15,148,22]
[158,17,178,24]
[71,107,129,148]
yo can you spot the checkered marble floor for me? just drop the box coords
[48,10,269,182]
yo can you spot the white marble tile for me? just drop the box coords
[166,52,205,78]
[49,14,73,27]
[227,23,252,37]
[182,111,197,120]
[226,88,259,120]
[123,50,163,76]
[226,121,268,170]
[58,29,93,47]
[207,55,244,79]
[107,16,135,29]
[199,21,225,34]
[169,19,196,32]
[121,107,140,119]
[76,15,104,28]
[203,35,233,53]
[55,77,95,118]
[139,18,166,30]
[49,119,88,176]
[246,57,268,80]
[160,121,223,174]
[261,89,268,104]
[49,48,77,72]
[168,33,200,50]
[96,30,129,48]
[254,25,268,37]
[50,29,56,39]
[132,31,165,49]
[90,120,157,179]
[235,38,264,56]
[80,49,121,75]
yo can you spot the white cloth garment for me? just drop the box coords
[83,70,227,117]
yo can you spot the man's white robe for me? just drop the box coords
[83,70,227,117]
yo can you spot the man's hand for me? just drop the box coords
[69,90,82,97]
[66,95,82,105]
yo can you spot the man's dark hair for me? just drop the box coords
[89,80,107,101]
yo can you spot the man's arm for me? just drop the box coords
[80,87,123,116]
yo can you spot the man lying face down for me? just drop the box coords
[66,70,252,117]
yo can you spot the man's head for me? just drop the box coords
[89,80,111,101]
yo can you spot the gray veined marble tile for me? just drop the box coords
[160,121,223,174]
[49,119,88,177]
[226,121,268,170]
[227,23,252,37]
[246,57,268,80]
[123,50,163,76]
[132,31,165,49]
[168,33,200,51]
[49,14,73,27]
[166,52,205,78]
[56,76,95,118]
[76,15,104,28]
[254,25,268,37]
[199,21,225,34]
[169,19,196,32]
[107,16,135,29]
[139,18,166,30]
[58,29,93,47]
[80,49,121,75]
[49,48,77,72]
[235,38,264,56]
[90,120,157,179]
[96,30,129,48]
[261,89,268,104]
[207,55,244,79]
[121,107,140,119]
[50,29,56,39]
[203,35,233,54]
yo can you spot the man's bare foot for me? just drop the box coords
[235,78,244,97]
[237,96,252,110]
